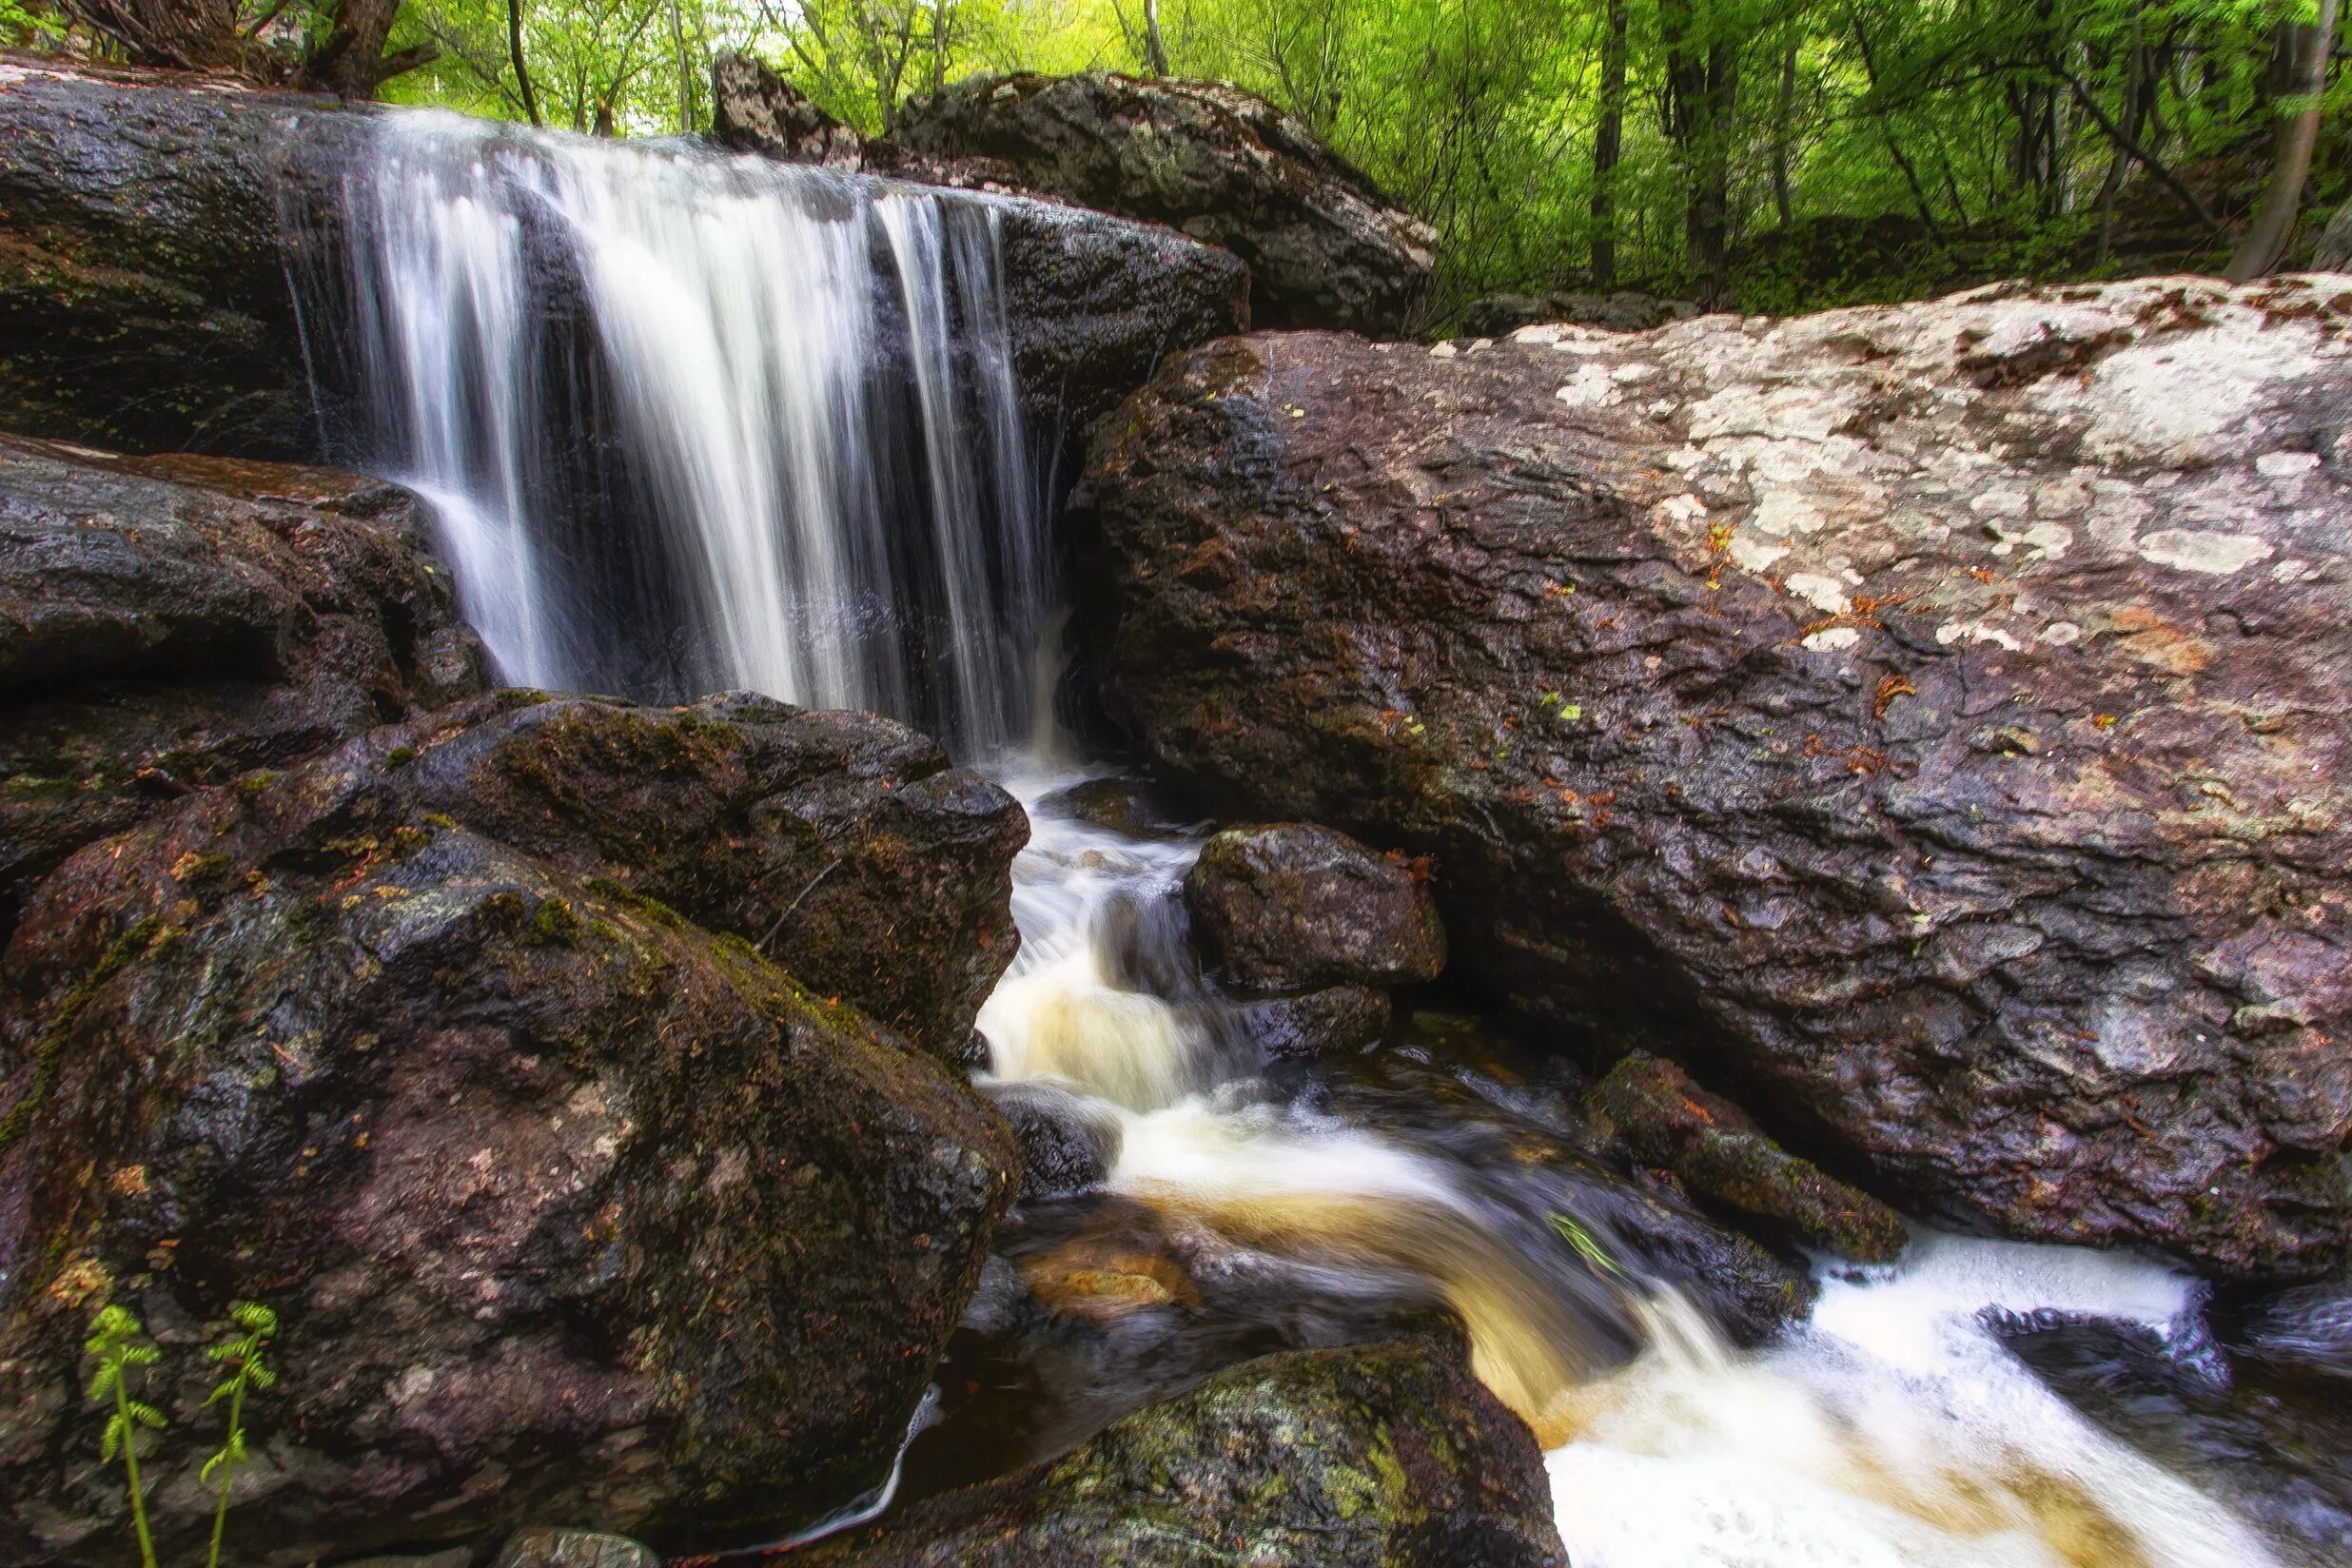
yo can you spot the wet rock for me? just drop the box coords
[1458,289,1700,339]
[0,700,1019,1566]
[798,1335,1569,1568]
[983,1079,1122,1200]
[2236,1277,2352,1378]
[0,436,485,941]
[363,691,1026,1062]
[488,1529,658,1568]
[1080,276,2352,1280]
[1583,1052,1908,1263]
[0,63,1244,461]
[890,72,1435,336]
[1186,823,1445,992]
[1224,985,1392,1063]
[333,1554,473,1568]
[1037,775,1195,839]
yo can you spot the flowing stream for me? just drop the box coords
[305,118,2342,1568]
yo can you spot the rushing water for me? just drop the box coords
[304,117,2343,1568]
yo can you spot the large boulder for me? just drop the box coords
[798,1335,1568,1568]
[0,696,1022,1566]
[0,61,1245,462]
[888,72,1436,337]
[0,436,484,940]
[1079,275,2352,1281]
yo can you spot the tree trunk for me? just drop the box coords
[300,0,436,99]
[60,0,240,69]
[508,0,543,127]
[2227,0,2342,280]
[670,0,696,134]
[1663,0,1737,304]
[1143,0,1170,76]
[1590,0,1629,287]
[1771,38,1797,226]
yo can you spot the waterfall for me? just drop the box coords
[296,112,1050,757]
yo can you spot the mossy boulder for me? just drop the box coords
[0,703,1020,1566]
[1186,823,1445,992]
[0,436,485,942]
[800,1335,1568,1568]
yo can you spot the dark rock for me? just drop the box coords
[1224,985,1391,1063]
[362,691,1026,1062]
[488,1529,657,1568]
[1458,289,1700,339]
[797,1335,1569,1568]
[1037,775,1195,839]
[0,63,1245,462]
[982,1079,1121,1201]
[1582,1052,1908,1263]
[891,72,1435,336]
[0,435,485,941]
[1186,823,1445,991]
[2236,1277,2352,1378]
[1078,277,2352,1280]
[0,699,1019,1566]
[332,1555,473,1568]
[709,51,861,167]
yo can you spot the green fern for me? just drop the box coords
[1548,1210,1629,1281]
[201,1302,279,1568]
[84,1303,164,1568]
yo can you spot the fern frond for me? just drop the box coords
[88,1362,122,1401]
[127,1401,167,1429]
[247,1362,277,1388]
[232,1303,278,1333]
[100,1415,124,1462]
[121,1344,161,1367]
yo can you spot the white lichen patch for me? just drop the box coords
[1727,534,1789,573]
[1752,490,1827,538]
[2041,621,2082,646]
[1555,363,1622,408]
[1802,626,1863,652]
[1937,619,2025,652]
[2256,450,2322,478]
[2137,529,2275,576]
[1429,341,1460,360]
[1785,572,1852,615]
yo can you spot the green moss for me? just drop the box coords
[385,745,418,768]
[230,769,282,802]
[0,915,165,1157]
[528,894,583,948]
[582,874,689,931]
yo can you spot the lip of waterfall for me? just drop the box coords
[292,110,1051,758]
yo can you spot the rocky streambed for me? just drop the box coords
[0,49,2347,1568]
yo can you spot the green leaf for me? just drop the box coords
[247,1362,278,1389]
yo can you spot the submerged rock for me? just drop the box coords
[0,436,484,940]
[1081,276,2352,1280]
[1185,823,1446,992]
[487,1529,659,1568]
[983,1079,1122,1201]
[889,72,1436,337]
[799,1335,1569,1568]
[0,698,1019,1566]
[1582,1052,1908,1263]
[1224,984,1393,1063]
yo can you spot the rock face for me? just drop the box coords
[0,436,484,940]
[1460,290,1701,339]
[799,1335,1569,1568]
[1080,275,2352,1280]
[1186,823,1446,991]
[0,62,1245,461]
[1582,1052,1908,1263]
[891,73,1434,337]
[0,695,1022,1566]
[709,51,862,168]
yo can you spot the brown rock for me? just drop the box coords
[1186,823,1445,991]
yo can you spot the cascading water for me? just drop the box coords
[297,112,1049,755]
[300,114,2331,1568]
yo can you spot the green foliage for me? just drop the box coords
[84,1303,164,1568]
[1548,1210,1628,1279]
[202,1301,279,1568]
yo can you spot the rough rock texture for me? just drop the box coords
[1224,984,1392,1063]
[0,696,1020,1567]
[0,61,362,458]
[1582,1052,1909,1262]
[982,1079,1121,1201]
[709,51,863,168]
[353,691,1026,1062]
[1186,823,1445,991]
[889,72,1435,337]
[0,62,1245,461]
[1081,275,2352,1280]
[488,1529,659,1568]
[1460,290,1701,339]
[0,436,484,940]
[799,1335,1568,1568]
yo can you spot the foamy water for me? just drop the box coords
[978,767,2288,1568]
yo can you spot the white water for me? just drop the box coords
[317,114,1047,753]
[310,123,2296,1568]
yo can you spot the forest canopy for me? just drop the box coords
[9,0,2346,318]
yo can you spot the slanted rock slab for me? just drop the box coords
[1186,822,1446,991]
[1082,275,2352,1280]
